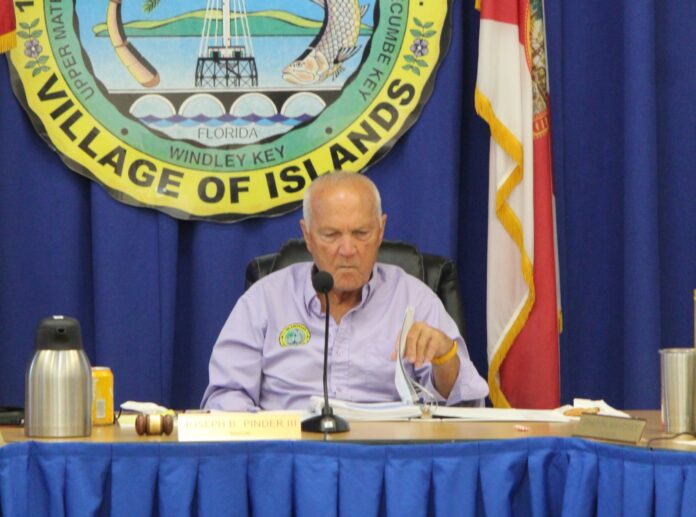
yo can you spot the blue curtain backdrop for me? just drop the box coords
[1,0,695,410]
[543,0,696,409]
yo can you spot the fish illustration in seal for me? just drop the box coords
[283,0,369,85]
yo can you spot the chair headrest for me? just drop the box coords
[272,238,425,281]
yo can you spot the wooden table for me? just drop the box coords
[2,410,686,449]
[1,415,575,444]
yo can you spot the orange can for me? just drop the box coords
[92,367,114,425]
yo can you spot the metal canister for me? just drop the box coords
[91,367,114,425]
[26,316,92,437]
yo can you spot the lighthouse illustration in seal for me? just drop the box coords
[195,0,258,88]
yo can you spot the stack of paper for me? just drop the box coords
[431,407,572,422]
[309,396,422,421]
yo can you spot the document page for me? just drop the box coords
[394,306,419,404]
[431,407,572,422]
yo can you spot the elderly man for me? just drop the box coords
[201,172,488,410]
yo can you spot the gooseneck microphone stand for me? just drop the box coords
[301,271,350,434]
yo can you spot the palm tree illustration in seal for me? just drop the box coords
[106,0,160,87]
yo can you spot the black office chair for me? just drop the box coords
[245,238,466,337]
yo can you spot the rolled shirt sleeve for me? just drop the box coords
[411,288,489,405]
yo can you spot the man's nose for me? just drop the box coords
[337,235,357,256]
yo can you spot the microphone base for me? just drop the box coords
[301,413,350,434]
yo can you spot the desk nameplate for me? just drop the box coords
[177,412,301,442]
[573,414,647,444]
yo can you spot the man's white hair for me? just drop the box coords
[302,171,382,227]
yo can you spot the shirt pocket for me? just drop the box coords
[263,321,323,384]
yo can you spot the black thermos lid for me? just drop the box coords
[35,316,83,350]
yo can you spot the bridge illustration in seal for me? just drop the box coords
[109,88,342,118]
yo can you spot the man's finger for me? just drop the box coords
[423,334,441,363]
[415,331,432,367]
[405,324,422,364]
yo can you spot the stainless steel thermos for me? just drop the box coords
[25,316,92,437]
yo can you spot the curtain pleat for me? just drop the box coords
[111,444,160,517]
[679,465,696,517]
[0,444,28,516]
[622,455,654,517]
[247,443,294,517]
[158,454,199,517]
[479,440,532,517]
[621,0,662,410]
[560,445,599,516]
[337,445,385,517]
[64,447,111,517]
[294,444,340,517]
[196,444,249,517]
[596,454,623,516]
[30,443,68,516]
[526,442,568,517]
[654,462,683,517]
[383,445,433,517]
[431,443,480,516]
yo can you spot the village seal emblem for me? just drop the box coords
[8,0,452,221]
[279,323,311,347]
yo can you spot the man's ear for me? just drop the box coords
[300,219,312,250]
[378,213,387,241]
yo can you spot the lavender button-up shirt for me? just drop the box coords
[201,262,488,411]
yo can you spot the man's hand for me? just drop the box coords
[390,321,461,398]
[389,322,451,367]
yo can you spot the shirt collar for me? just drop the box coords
[303,263,383,317]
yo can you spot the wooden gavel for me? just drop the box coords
[135,414,174,436]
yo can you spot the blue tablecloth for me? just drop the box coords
[1,437,695,516]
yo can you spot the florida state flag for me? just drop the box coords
[476,0,561,408]
[1,0,16,53]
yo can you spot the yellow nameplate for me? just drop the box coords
[573,414,647,444]
[177,412,302,442]
[0,431,5,446]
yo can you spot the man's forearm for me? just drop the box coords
[432,355,460,398]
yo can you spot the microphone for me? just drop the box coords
[301,270,350,433]
[312,270,333,294]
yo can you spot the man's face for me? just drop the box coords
[301,181,386,295]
